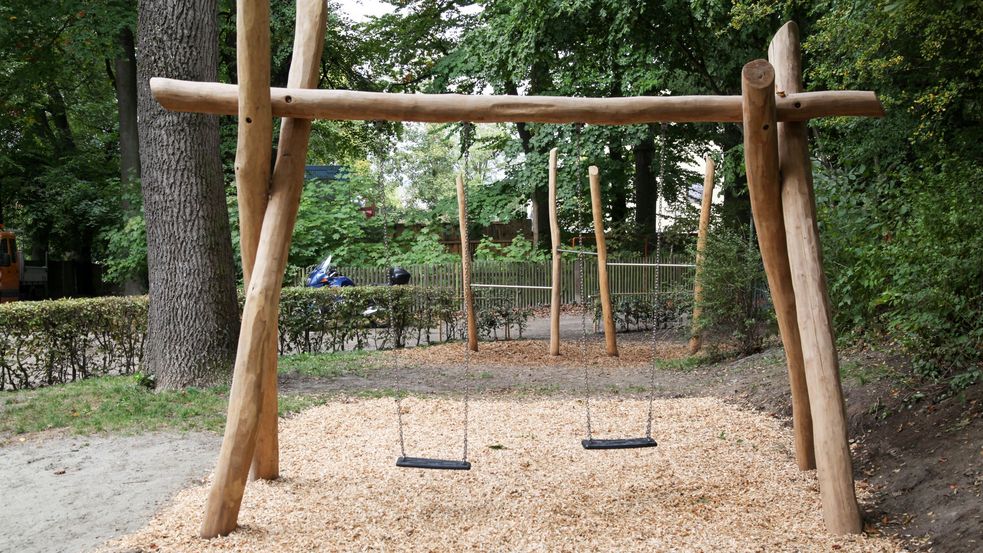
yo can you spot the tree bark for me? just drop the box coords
[136,0,240,389]
[114,26,145,295]
[633,128,657,232]
[116,27,141,190]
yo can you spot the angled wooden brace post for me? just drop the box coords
[769,21,862,534]
[200,0,328,538]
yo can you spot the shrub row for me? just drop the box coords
[592,288,694,334]
[0,287,537,390]
[0,297,147,391]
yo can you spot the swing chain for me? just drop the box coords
[573,123,594,440]
[379,156,408,458]
[460,121,474,462]
[645,123,668,439]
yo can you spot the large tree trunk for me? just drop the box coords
[634,128,657,233]
[114,26,146,295]
[136,0,240,389]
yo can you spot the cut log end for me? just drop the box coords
[742,60,775,89]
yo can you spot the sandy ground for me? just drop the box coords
[104,398,904,552]
[0,432,219,553]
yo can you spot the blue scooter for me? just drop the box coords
[306,255,355,288]
[305,254,411,319]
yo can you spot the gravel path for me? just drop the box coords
[105,398,903,552]
[0,432,219,553]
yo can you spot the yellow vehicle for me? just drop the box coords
[0,228,47,302]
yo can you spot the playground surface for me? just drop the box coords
[103,397,902,552]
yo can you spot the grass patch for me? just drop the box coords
[0,375,230,436]
[278,350,377,378]
[840,358,897,385]
[0,374,333,438]
[659,355,710,372]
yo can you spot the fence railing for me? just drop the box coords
[296,255,696,309]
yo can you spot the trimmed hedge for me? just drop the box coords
[0,286,538,390]
[0,297,147,391]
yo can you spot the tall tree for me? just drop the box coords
[136,0,239,388]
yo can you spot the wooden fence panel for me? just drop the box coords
[296,255,695,309]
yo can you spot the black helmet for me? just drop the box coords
[388,267,411,285]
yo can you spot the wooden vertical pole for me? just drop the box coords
[769,22,862,534]
[548,148,562,356]
[200,0,326,537]
[688,157,715,355]
[250,0,325,481]
[740,59,817,473]
[456,174,478,352]
[226,0,274,490]
[588,166,618,356]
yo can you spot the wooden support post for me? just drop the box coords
[769,22,862,534]
[548,148,562,356]
[234,0,275,482]
[250,0,323,482]
[688,157,715,355]
[456,173,478,352]
[200,0,326,537]
[741,59,816,473]
[588,166,617,356]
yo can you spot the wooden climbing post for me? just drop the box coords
[456,173,478,352]
[688,157,715,355]
[548,148,562,356]
[200,0,327,538]
[588,166,618,356]
[769,22,862,534]
[740,59,816,474]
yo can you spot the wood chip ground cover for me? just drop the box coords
[107,398,904,552]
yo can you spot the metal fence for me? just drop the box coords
[295,255,695,309]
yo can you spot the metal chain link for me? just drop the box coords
[573,123,594,440]
[379,156,407,458]
[460,121,474,462]
[645,123,668,439]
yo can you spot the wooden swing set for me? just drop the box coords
[149,0,884,538]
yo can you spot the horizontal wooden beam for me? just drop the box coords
[150,77,884,124]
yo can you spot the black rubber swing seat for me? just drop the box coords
[396,456,472,470]
[581,437,658,450]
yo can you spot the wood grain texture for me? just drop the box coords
[769,21,861,534]
[548,149,561,356]
[151,78,885,124]
[251,0,328,483]
[740,59,816,474]
[688,157,715,355]
[457,174,478,352]
[589,166,618,356]
[200,0,326,538]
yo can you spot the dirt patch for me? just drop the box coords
[701,347,982,553]
[105,398,903,553]
[0,432,219,553]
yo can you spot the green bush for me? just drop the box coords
[276,286,464,352]
[592,288,692,334]
[0,296,147,391]
[693,224,774,355]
